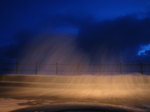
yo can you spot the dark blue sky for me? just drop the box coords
[0,0,150,63]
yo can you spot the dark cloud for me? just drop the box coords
[36,14,94,35]
[0,30,35,62]
[41,14,93,28]
[1,15,150,64]
[76,15,150,63]
[1,0,150,64]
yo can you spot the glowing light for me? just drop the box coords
[138,44,150,56]
[1,75,149,102]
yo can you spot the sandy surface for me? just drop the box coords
[0,98,30,112]
[0,75,150,112]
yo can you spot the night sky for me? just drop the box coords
[0,0,150,63]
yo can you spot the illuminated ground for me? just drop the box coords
[0,74,150,112]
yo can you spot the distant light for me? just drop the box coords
[138,44,150,56]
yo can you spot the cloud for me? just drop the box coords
[76,15,150,63]
[138,44,150,56]
[37,14,94,34]
[2,15,150,64]
[0,30,36,62]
